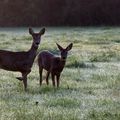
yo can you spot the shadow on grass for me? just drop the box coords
[27,85,60,95]
[66,61,96,69]
[89,51,118,62]
[87,109,120,120]
[0,33,7,37]
[45,97,80,108]
[113,39,120,43]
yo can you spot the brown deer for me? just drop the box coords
[38,43,73,87]
[0,27,45,91]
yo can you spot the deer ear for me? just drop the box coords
[66,43,73,51]
[29,27,34,35]
[39,28,45,35]
[56,43,64,51]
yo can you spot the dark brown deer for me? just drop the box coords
[38,43,73,87]
[0,27,45,91]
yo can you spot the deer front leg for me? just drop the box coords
[56,74,60,88]
[46,71,50,85]
[22,70,31,91]
[23,76,27,91]
[39,67,43,86]
[52,73,55,87]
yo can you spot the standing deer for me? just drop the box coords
[0,27,45,91]
[38,43,73,87]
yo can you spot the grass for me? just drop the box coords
[0,27,120,120]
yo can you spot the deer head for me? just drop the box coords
[29,28,45,47]
[56,43,73,60]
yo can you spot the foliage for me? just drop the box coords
[0,0,120,26]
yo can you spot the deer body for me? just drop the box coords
[0,28,45,91]
[38,43,73,87]
[0,49,35,72]
[38,50,65,74]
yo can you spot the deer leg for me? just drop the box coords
[52,73,55,87]
[39,67,43,86]
[23,76,27,91]
[16,72,24,81]
[46,71,50,85]
[22,70,31,91]
[16,77,23,81]
[16,71,28,81]
[16,72,27,81]
[56,74,60,88]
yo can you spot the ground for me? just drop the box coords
[0,27,120,120]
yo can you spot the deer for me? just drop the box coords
[38,43,73,88]
[0,27,45,91]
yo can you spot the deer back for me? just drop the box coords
[38,50,54,71]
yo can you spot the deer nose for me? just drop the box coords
[62,57,66,59]
[36,42,39,45]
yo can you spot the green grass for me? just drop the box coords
[0,27,120,120]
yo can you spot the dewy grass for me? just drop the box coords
[89,50,118,62]
[0,27,120,120]
[86,109,120,120]
[45,97,80,108]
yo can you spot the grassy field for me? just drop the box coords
[0,27,120,120]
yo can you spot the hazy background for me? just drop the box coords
[0,0,120,26]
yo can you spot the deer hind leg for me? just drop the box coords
[46,71,50,85]
[39,67,43,86]
[16,77,23,81]
[16,73,25,81]
[51,73,55,87]
[16,72,28,81]
[56,74,60,88]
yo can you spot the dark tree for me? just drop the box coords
[0,0,120,26]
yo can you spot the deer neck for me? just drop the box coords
[60,58,66,66]
[28,43,38,60]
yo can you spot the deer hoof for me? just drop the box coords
[16,77,23,81]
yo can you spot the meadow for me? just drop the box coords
[0,27,120,120]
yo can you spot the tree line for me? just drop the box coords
[0,0,120,26]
